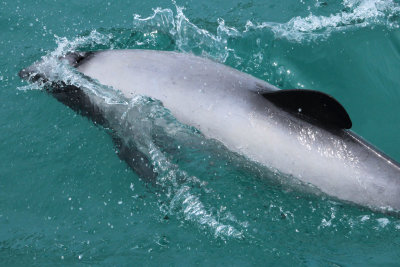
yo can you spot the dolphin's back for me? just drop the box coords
[77,50,278,131]
[78,50,279,95]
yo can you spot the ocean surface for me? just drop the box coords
[1,0,400,265]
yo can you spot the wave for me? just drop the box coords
[246,0,400,42]
[131,0,400,47]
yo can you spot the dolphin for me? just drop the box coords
[19,49,400,211]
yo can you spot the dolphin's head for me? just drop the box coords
[19,51,94,82]
[19,63,44,82]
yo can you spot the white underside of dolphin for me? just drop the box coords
[23,49,400,210]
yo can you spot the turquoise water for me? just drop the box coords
[2,0,400,265]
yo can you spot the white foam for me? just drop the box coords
[376,217,390,228]
[245,0,400,42]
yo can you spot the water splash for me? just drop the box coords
[113,96,246,239]
[132,5,238,62]
[245,0,400,42]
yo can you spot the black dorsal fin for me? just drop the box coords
[262,89,352,129]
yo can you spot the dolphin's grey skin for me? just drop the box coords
[20,49,400,210]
